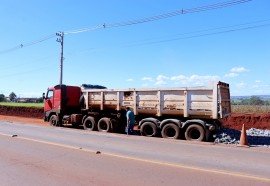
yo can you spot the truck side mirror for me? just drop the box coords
[42,93,46,100]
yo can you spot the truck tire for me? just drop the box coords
[49,115,58,127]
[140,122,158,137]
[83,116,96,131]
[161,123,180,139]
[97,118,111,132]
[185,124,205,141]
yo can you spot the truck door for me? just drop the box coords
[44,89,54,112]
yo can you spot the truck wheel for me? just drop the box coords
[140,122,157,137]
[49,115,57,127]
[98,118,111,132]
[161,123,180,139]
[185,124,205,141]
[83,117,96,131]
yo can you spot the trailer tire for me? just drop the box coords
[83,117,96,131]
[97,118,111,132]
[49,115,58,127]
[140,122,158,137]
[161,123,180,139]
[185,124,205,141]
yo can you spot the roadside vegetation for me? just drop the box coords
[232,96,270,113]
[0,92,43,108]
[0,102,43,108]
[232,105,270,113]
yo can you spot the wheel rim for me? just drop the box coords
[165,127,176,138]
[143,125,154,136]
[100,121,108,131]
[189,129,201,139]
[86,120,93,129]
[50,116,57,126]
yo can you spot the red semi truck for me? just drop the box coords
[43,81,231,141]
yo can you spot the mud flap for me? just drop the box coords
[205,129,211,142]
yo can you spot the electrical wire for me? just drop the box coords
[65,0,252,34]
[123,20,270,47]
[125,23,270,47]
[0,34,56,54]
[0,0,253,54]
[0,19,270,75]
[0,66,51,79]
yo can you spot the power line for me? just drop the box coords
[0,66,51,79]
[123,20,270,47]
[0,0,252,54]
[0,34,55,54]
[65,0,252,34]
[125,23,270,47]
[1,21,268,79]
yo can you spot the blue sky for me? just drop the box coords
[0,0,269,97]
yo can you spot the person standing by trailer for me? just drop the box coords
[126,107,135,135]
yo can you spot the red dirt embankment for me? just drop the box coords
[220,113,270,130]
[0,106,270,130]
[0,106,43,119]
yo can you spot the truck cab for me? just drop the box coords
[44,85,81,125]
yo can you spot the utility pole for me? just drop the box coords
[56,32,64,85]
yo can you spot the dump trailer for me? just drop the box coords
[43,81,231,142]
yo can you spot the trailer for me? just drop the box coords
[44,81,231,141]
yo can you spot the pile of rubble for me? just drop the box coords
[214,127,270,148]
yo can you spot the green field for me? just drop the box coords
[0,102,43,108]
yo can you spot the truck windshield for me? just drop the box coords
[47,90,53,99]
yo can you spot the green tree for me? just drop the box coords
[239,96,265,105]
[9,92,17,102]
[249,96,264,105]
[36,97,44,103]
[0,94,5,102]
[265,100,270,105]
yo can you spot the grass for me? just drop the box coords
[0,102,43,108]
[232,105,270,113]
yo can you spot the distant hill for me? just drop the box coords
[231,95,270,101]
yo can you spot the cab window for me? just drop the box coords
[47,90,53,99]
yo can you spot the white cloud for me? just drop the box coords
[255,80,261,83]
[155,75,169,85]
[224,72,239,78]
[140,74,221,87]
[141,77,153,81]
[171,75,219,85]
[126,78,133,82]
[171,75,189,84]
[230,67,249,73]
[235,82,247,88]
[156,75,169,81]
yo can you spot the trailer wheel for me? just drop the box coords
[185,124,205,141]
[83,117,96,131]
[49,115,58,127]
[140,122,158,137]
[161,123,180,139]
[97,118,111,132]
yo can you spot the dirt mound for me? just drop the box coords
[220,113,270,130]
[0,106,270,130]
[0,105,43,119]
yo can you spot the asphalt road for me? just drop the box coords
[0,121,270,186]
